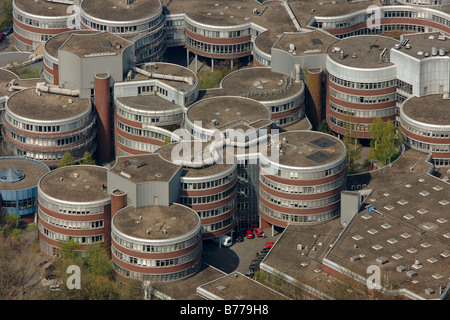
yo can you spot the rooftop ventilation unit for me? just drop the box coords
[432,46,438,56]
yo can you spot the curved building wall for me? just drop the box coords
[325,49,397,138]
[111,204,203,283]
[0,157,50,220]
[258,131,347,227]
[2,91,96,168]
[12,0,74,52]
[184,15,253,60]
[37,166,111,257]
[178,164,238,239]
[80,0,166,63]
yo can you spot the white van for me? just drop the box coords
[212,235,232,247]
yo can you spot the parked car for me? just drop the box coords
[255,253,266,260]
[265,242,274,249]
[253,227,264,237]
[246,229,254,239]
[235,234,243,243]
[3,26,13,35]
[0,33,5,42]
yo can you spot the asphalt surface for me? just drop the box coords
[202,228,281,275]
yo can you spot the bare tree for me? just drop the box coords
[0,234,43,299]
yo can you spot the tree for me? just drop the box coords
[369,119,403,166]
[58,152,75,168]
[0,233,43,299]
[342,114,361,173]
[80,151,96,165]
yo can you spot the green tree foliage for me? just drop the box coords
[58,152,75,168]
[80,151,96,165]
[369,119,403,166]
[0,0,13,32]
[0,212,21,237]
[36,242,143,300]
[342,114,361,174]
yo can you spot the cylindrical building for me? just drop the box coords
[111,203,203,283]
[80,0,166,63]
[259,130,347,227]
[209,67,305,128]
[37,165,111,256]
[326,36,398,139]
[399,94,450,167]
[2,87,96,168]
[0,156,50,224]
[156,141,238,240]
[12,0,75,52]
[113,62,198,156]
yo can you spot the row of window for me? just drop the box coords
[112,260,200,283]
[260,188,340,209]
[38,195,106,216]
[260,174,345,195]
[260,202,340,224]
[116,134,160,153]
[7,128,93,148]
[81,13,164,35]
[334,24,426,39]
[5,113,92,134]
[260,159,346,181]
[117,121,172,142]
[329,114,370,132]
[202,214,235,233]
[404,135,450,152]
[179,185,236,206]
[39,209,104,230]
[197,198,236,219]
[181,171,236,191]
[8,143,90,162]
[112,244,201,268]
[328,74,397,90]
[329,101,397,119]
[329,87,396,105]
[39,224,104,244]
[186,37,252,55]
[1,197,36,210]
[111,231,201,253]
[400,119,450,139]
[14,11,68,29]
[185,22,251,39]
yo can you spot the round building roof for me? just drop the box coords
[44,30,98,60]
[186,96,271,132]
[113,203,201,241]
[14,0,74,17]
[327,35,397,69]
[6,88,91,122]
[80,0,162,22]
[402,94,450,127]
[212,67,304,102]
[156,141,236,178]
[0,157,49,191]
[265,130,346,169]
[39,165,109,204]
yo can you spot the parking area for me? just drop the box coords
[202,228,282,275]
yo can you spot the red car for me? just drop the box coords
[254,228,264,237]
[0,33,5,42]
[246,230,254,239]
[265,242,274,249]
